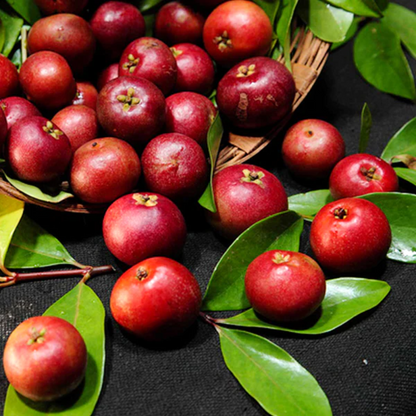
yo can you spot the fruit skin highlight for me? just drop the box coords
[0,97,42,129]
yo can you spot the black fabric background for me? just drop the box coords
[1,1,416,414]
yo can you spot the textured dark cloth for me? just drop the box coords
[1,1,416,414]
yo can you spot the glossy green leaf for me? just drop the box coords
[381,118,416,161]
[382,3,416,59]
[0,17,6,52]
[354,22,416,101]
[253,0,281,25]
[394,167,416,187]
[276,0,299,69]
[218,327,332,416]
[325,0,381,17]
[133,0,166,13]
[198,114,223,213]
[331,16,360,50]
[359,102,372,153]
[4,283,106,416]
[375,0,388,11]
[218,278,390,334]
[4,0,40,24]
[298,0,354,43]
[288,189,332,219]
[0,7,23,57]
[202,211,303,311]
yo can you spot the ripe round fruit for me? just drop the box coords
[0,108,7,153]
[0,55,19,99]
[217,57,296,129]
[3,316,87,402]
[97,63,119,91]
[329,153,399,200]
[34,0,88,15]
[103,192,187,265]
[110,257,202,341]
[203,1,273,67]
[282,119,345,180]
[72,81,98,109]
[245,250,326,322]
[0,97,41,129]
[206,164,288,240]
[310,198,392,273]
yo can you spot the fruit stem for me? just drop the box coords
[199,312,218,328]
[21,26,28,63]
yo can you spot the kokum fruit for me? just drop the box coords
[245,250,326,322]
[3,316,87,402]
[0,97,41,129]
[97,63,119,91]
[217,57,296,130]
[34,0,89,15]
[0,109,7,153]
[72,81,98,109]
[110,257,202,342]
[103,192,187,265]
[310,198,392,273]
[206,164,288,240]
[0,55,19,99]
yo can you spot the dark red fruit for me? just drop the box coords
[72,81,98,109]
[217,56,295,129]
[0,55,19,99]
[97,63,119,91]
[110,257,201,341]
[245,250,326,322]
[206,164,288,240]
[119,37,177,95]
[90,1,145,62]
[0,97,42,129]
[103,192,187,265]
[0,109,7,153]
[3,316,87,402]
[34,0,88,15]
[310,198,392,273]
[141,133,209,201]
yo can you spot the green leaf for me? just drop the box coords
[3,171,74,203]
[325,0,382,17]
[0,16,6,52]
[288,189,333,219]
[202,211,303,312]
[5,214,79,269]
[331,16,360,50]
[143,13,155,37]
[359,102,372,153]
[381,118,416,162]
[218,278,390,334]
[132,0,166,13]
[0,7,23,57]
[276,0,299,69]
[382,3,416,60]
[253,0,281,26]
[4,0,40,24]
[198,114,223,213]
[353,22,416,101]
[298,0,354,43]
[4,283,106,416]
[217,327,332,416]
[394,167,416,187]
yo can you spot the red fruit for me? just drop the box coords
[97,63,119,91]
[110,257,201,341]
[203,1,272,67]
[217,56,295,129]
[282,119,345,180]
[90,1,146,62]
[155,2,205,46]
[245,250,326,322]
[171,43,215,95]
[103,192,187,265]
[206,164,288,240]
[310,198,392,273]
[119,37,177,95]
[34,0,88,15]
[3,316,87,402]
[165,92,216,148]
[0,55,19,99]
[27,14,96,73]
[0,97,42,129]
[97,76,166,147]
[72,81,98,109]
[0,109,7,153]
[141,133,208,201]
[329,153,399,200]
[52,105,98,152]
[6,116,72,183]
[20,51,76,111]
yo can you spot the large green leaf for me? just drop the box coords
[0,6,23,57]
[381,117,416,161]
[253,0,281,26]
[4,283,106,416]
[331,16,360,50]
[288,189,332,219]
[0,16,5,52]
[4,0,40,24]
[359,102,372,153]
[218,278,390,334]
[354,22,416,101]
[276,0,299,69]
[218,327,332,416]
[325,0,382,17]
[202,211,303,311]
[394,167,416,187]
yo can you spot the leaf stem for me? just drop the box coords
[199,312,220,329]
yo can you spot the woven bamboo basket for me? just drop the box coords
[0,26,330,214]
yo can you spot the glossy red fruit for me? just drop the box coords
[119,37,177,95]
[282,119,345,180]
[110,257,201,341]
[103,192,187,265]
[155,2,205,46]
[20,51,76,111]
[0,97,42,129]
[206,164,288,240]
[203,1,272,67]
[310,198,392,273]
[6,116,72,183]
[90,1,145,62]
[0,109,7,153]
[97,63,119,91]
[329,153,399,200]
[34,0,88,15]
[52,105,98,152]
[217,56,295,129]
[245,250,326,322]
[0,55,19,99]
[27,14,96,73]
[72,81,98,109]
[141,133,208,201]
[171,43,215,95]
[3,316,87,402]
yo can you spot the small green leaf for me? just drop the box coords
[217,327,332,416]
[143,13,155,37]
[381,117,416,161]
[354,22,416,101]
[359,102,372,153]
[202,211,303,311]
[288,189,333,219]
[4,0,40,24]
[0,6,24,57]
[253,0,281,26]
[331,16,360,51]
[132,0,166,13]
[0,16,6,52]
[276,0,298,69]
[325,0,382,17]
[218,278,390,334]
[4,283,106,416]
[394,167,416,187]
[198,114,223,213]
